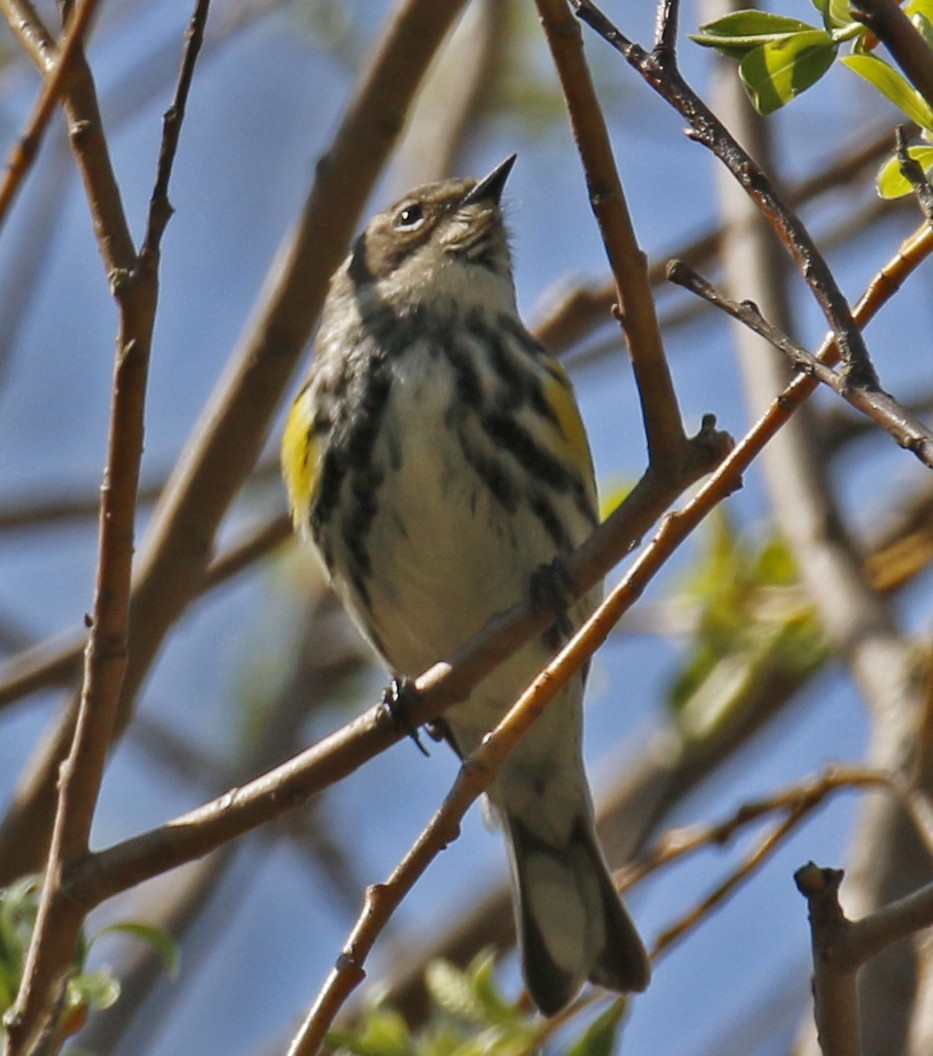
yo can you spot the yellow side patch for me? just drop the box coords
[281,387,318,533]
[541,362,596,485]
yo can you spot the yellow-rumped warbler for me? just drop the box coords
[281,155,650,1015]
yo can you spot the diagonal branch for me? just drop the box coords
[0,0,100,233]
[534,0,688,470]
[667,261,933,468]
[572,0,881,391]
[851,0,933,111]
[142,0,210,256]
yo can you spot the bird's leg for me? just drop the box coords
[381,676,430,757]
[531,557,576,644]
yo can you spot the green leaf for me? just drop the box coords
[740,30,837,113]
[906,0,933,22]
[691,11,820,60]
[566,1001,626,1056]
[67,969,120,1012]
[469,953,521,1027]
[841,53,933,129]
[908,5,933,50]
[93,921,180,978]
[0,876,41,1015]
[876,145,933,197]
[812,0,856,29]
[667,514,828,735]
[328,1008,414,1056]
[424,960,487,1025]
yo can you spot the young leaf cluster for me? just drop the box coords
[667,513,828,741]
[327,952,627,1056]
[0,876,177,1053]
[691,0,933,197]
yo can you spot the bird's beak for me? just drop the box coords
[461,154,517,207]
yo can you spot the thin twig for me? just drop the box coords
[0,0,100,233]
[667,260,933,468]
[572,0,881,391]
[896,125,933,222]
[620,765,932,890]
[638,764,933,959]
[142,0,210,256]
[654,803,810,956]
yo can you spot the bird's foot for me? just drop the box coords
[381,676,429,757]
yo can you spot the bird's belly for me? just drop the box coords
[361,434,537,675]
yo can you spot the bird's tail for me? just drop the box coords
[503,810,651,1016]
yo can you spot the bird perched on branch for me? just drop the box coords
[281,155,650,1015]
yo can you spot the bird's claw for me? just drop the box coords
[381,677,429,757]
[531,557,576,639]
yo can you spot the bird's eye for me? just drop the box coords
[395,204,424,229]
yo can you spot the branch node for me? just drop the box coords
[895,125,933,222]
[795,860,845,901]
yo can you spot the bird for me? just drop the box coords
[281,154,650,1015]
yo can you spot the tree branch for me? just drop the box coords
[572,0,882,391]
[534,0,689,470]
[0,0,100,233]
[795,865,933,1056]
[667,260,933,468]
[2,4,210,1050]
[851,0,933,111]
[795,863,862,1056]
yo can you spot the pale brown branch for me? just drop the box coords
[795,867,933,1056]
[534,0,688,470]
[0,0,100,233]
[3,3,210,1047]
[0,0,56,67]
[795,863,862,1056]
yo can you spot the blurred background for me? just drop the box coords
[0,0,931,1053]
